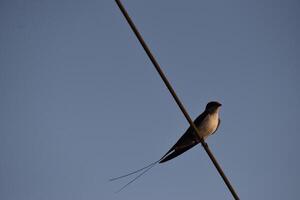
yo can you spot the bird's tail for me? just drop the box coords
[109,147,187,192]
[109,159,160,192]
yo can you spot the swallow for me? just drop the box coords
[159,101,221,163]
[110,101,222,192]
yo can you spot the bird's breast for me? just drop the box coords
[197,113,219,138]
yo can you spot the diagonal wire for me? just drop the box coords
[114,0,240,199]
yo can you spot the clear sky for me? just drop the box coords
[1,0,299,199]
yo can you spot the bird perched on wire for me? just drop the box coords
[110,101,222,192]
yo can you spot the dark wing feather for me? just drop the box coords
[159,111,208,163]
[193,110,208,127]
[159,140,197,163]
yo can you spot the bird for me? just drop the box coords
[110,101,222,192]
[159,101,221,163]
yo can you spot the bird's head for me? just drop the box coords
[205,101,222,114]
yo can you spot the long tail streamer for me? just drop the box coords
[109,160,159,181]
[116,161,159,193]
[110,160,160,193]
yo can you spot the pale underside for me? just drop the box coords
[197,110,219,139]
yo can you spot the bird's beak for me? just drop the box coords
[218,103,222,107]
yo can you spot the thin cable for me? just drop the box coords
[114,0,239,199]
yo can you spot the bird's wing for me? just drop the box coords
[159,111,207,163]
[193,110,208,127]
[212,118,221,135]
[159,138,197,163]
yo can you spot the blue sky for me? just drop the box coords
[1,0,299,199]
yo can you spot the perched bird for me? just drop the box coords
[111,101,222,192]
[159,101,221,163]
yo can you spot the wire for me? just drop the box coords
[114,0,240,199]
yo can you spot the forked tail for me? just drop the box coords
[110,159,162,192]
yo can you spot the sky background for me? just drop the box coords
[1,0,300,199]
